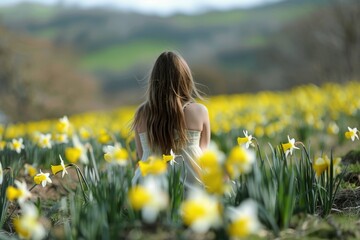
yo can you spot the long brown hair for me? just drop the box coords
[133,51,202,154]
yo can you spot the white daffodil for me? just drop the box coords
[103,143,129,166]
[37,133,52,149]
[180,188,222,233]
[56,116,70,134]
[34,170,52,187]
[128,177,168,223]
[281,135,300,157]
[225,146,256,180]
[345,127,359,141]
[72,135,89,164]
[51,155,68,178]
[6,180,32,204]
[163,149,177,166]
[237,130,253,149]
[54,133,68,144]
[13,203,46,240]
[9,138,25,154]
[227,199,261,239]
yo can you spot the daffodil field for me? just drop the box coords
[1,81,360,239]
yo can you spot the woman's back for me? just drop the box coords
[131,51,210,188]
[133,102,210,186]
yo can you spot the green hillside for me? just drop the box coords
[0,0,343,95]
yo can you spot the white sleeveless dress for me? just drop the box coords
[132,104,204,188]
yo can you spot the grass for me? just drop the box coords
[79,40,178,72]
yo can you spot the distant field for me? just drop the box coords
[79,40,178,72]
[171,1,321,28]
[0,3,58,22]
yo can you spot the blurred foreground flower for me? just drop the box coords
[281,135,299,157]
[237,130,253,149]
[197,149,226,195]
[103,143,129,166]
[345,127,359,141]
[51,156,68,178]
[6,180,32,204]
[34,170,52,187]
[138,156,167,177]
[225,146,256,180]
[180,189,222,233]
[128,177,168,223]
[9,138,25,153]
[227,200,261,239]
[14,203,46,240]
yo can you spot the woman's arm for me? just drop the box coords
[199,105,210,151]
[134,129,143,160]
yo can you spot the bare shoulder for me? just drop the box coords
[185,102,208,115]
[184,102,209,129]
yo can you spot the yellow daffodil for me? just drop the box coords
[24,164,37,177]
[128,177,168,223]
[37,133,52,149]
[313,154,342,177]
[237,130,253,149]
[0,140,6,151]
[56,116,70,134]
[6,180,32,204]
[138,156,167,177]
[163,150,177,165]
[198,150,219,171]
[79,127,91,140]
[313,157,328,177]
[0,162,3,184]
[128,185,151,210]
[326,121,339,135]
[281,135,299,157]
[345,127,359,141]
[180,189,222,233]
[225,146,256,180]
[97,129,112,144]
[9,138,25,154]
[227,200,260,239]
[65,147,81,163]
[13,203,46,240]
[51,155,68,178]
[197,148,226,195]
[72,135,89,164]
[54,133,68,144]
[202,169,225,195]
[103,143,129,166]
[34,170,52,187]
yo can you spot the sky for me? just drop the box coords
[0,0,283,15]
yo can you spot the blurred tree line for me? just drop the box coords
[0,27,102,122]
[271,0,360,86]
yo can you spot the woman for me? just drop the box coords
[132,51,210,187]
